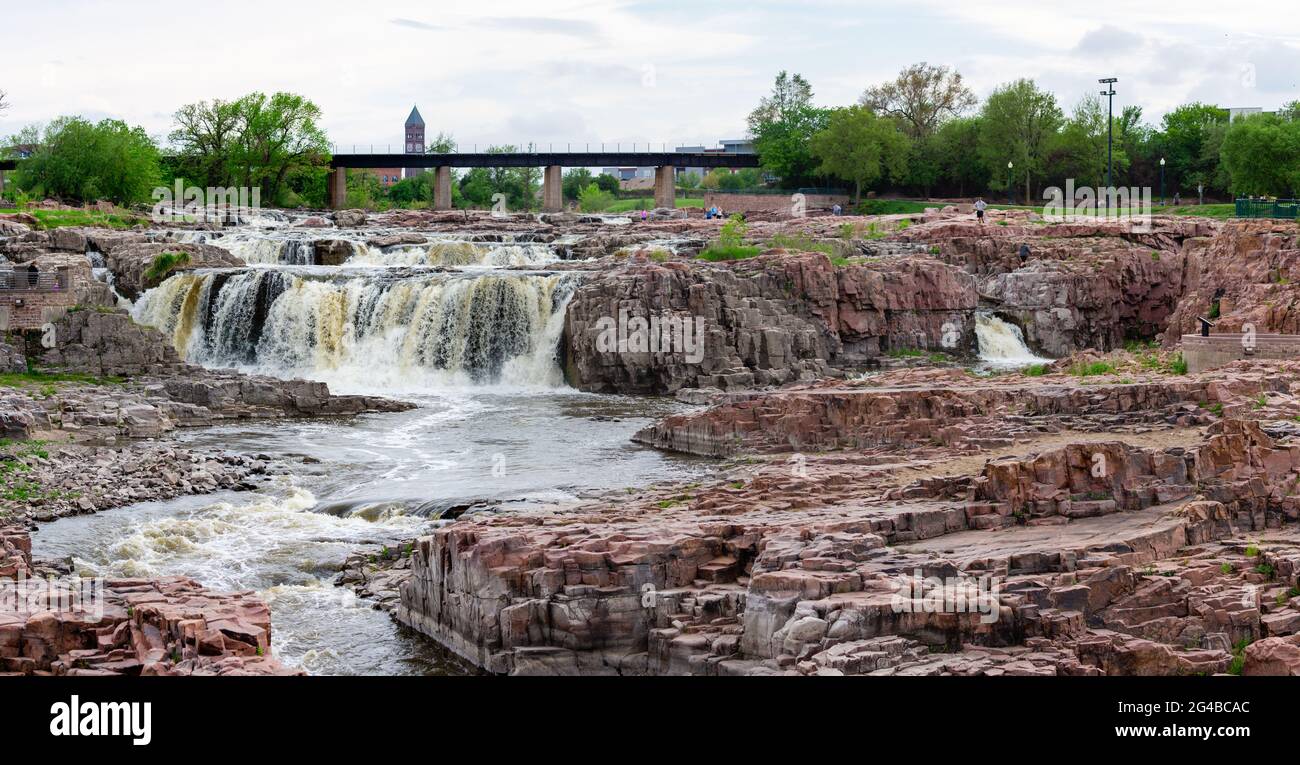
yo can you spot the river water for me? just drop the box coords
[30,221,710,675]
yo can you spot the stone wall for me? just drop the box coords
[703,192,851,214]
[1181,333,1300,373]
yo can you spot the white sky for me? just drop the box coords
[1,0,1297,149]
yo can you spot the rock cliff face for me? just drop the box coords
[1161,220,1300,344]
[563,252,978,393]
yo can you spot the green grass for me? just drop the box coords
[886,348,926,358]
[767,232,834,255]
[1023,363,1050,376]
[0,369,125,390]
[605,197,704,213]
[697,244,761,262]
[855,199,940,215]
[144,251,191,283]
[1150,203,1237,219]
[0,207,143,229]
[0,439,67,502]
[1071,361,1115,377]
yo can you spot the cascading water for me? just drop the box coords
[134,269,576,390]
[975,311,1051,367]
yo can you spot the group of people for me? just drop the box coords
[704,205,725,219]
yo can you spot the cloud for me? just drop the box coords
[473,16,602,39]
[389,18,440,31]
[1074,25,1146,56]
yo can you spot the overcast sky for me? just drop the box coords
[1,0,1297,150]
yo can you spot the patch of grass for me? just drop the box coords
[0,369,125,391]
[605,197,705,213]
[1245,544,1260,557]
[1253,393,1268,409]
[1071,361,1115,377]
[1023,363,1050,377]
[1151,203,1237,219]
[698,244,761,262]
[886,348,926,358]
[144,251,191,283]
[1220,562,1234,575]
[855,199,941,215]
[1209,402,1224,416]
[1228,638,1251,675]
[1254,562,1275,579]
[0,207,143,229]
[767,232,834,255]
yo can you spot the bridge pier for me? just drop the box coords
[542,165,563,212]
[433,166,452,210]
[327,168,347,210]
[654,166,675,210]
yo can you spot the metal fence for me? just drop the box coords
[1235,198,1300,218]
[0,268,66,291]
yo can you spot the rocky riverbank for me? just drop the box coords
[389,358,1300,675]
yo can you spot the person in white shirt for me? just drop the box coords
[974,198,987,224]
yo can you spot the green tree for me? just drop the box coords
[562,168,595,200]
[677,171,701,190]
[170,92,330,205]
[12,117,161,204]
[809,105,909,203]
[577,182,614,212]
[1220,114,1300,197]
[977,79,1063,203]
[594,173,620,194]
[748,71,829,186]
[1050,93,1128,188]
[1158,103,1228,196]
[860,62,976,139]
[933,116,989,196]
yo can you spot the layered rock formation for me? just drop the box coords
[0,525,299,676]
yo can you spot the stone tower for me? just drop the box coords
[404,105,425,179]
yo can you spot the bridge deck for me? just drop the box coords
[328,152,760,169]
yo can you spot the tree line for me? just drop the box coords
[750,65,1300,204]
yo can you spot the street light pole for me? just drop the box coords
[1007,161,1014,205]
[1099,78,1117,195]
[1159,157,1165,207]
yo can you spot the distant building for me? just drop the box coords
[404,105,425,179]
[1229,107,1264,121]
[600,167,655,182]
[673,138,756,181]
[360,169,404,187]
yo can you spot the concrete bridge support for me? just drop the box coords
[433,166,452,210]
[327,168,347,210]
[654,166,675,210]
[542,165,563,212]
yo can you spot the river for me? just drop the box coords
[30,220,711,675]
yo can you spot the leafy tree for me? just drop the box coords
[861,63,976,138]
[1220,114,1300,197]
[577,182,614,212]
[170,92,330,206]
[977,79,1063,203]
[562,168,595,200]
[810,105,909,202]
[1158,103,1228,195]
[424,132,457,154]
[11,117,161,204]
[748,71,829,186]
[677,171,701,190]
[594,173,620,194]
[933,116,989,196]
[0,90,8,115]
[1050,93,1128,188]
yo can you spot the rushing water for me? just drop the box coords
[30,222,715,675]
[975,311,1051,367]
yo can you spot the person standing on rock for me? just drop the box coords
[974,197,987,224]
[1019,243,1031,265]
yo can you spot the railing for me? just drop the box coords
[329,142,754,155]
[0,269,66,291]
[1235,198,1300,218]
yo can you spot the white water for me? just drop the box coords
[975,312,1052,367]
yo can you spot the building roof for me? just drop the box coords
[405,106,424,126]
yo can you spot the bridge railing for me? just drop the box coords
[0,267,67,292]
[329,142,751,155]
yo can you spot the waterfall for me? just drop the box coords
[975,312,1051,367]
[133,269,576,390]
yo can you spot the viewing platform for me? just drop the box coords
[1181,332,1300,373]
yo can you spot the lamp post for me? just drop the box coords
[1007,161,1014,206]
[1099,78,1117,194]
[1159,157,1165,207]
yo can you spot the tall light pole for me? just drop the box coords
[1099,78,1117,194]
[1159,157,1166,207]
[1007,161,1014,205]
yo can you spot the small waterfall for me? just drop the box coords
[134,269,576,389]
[348,241,557,268]
[975,312,1051,367]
